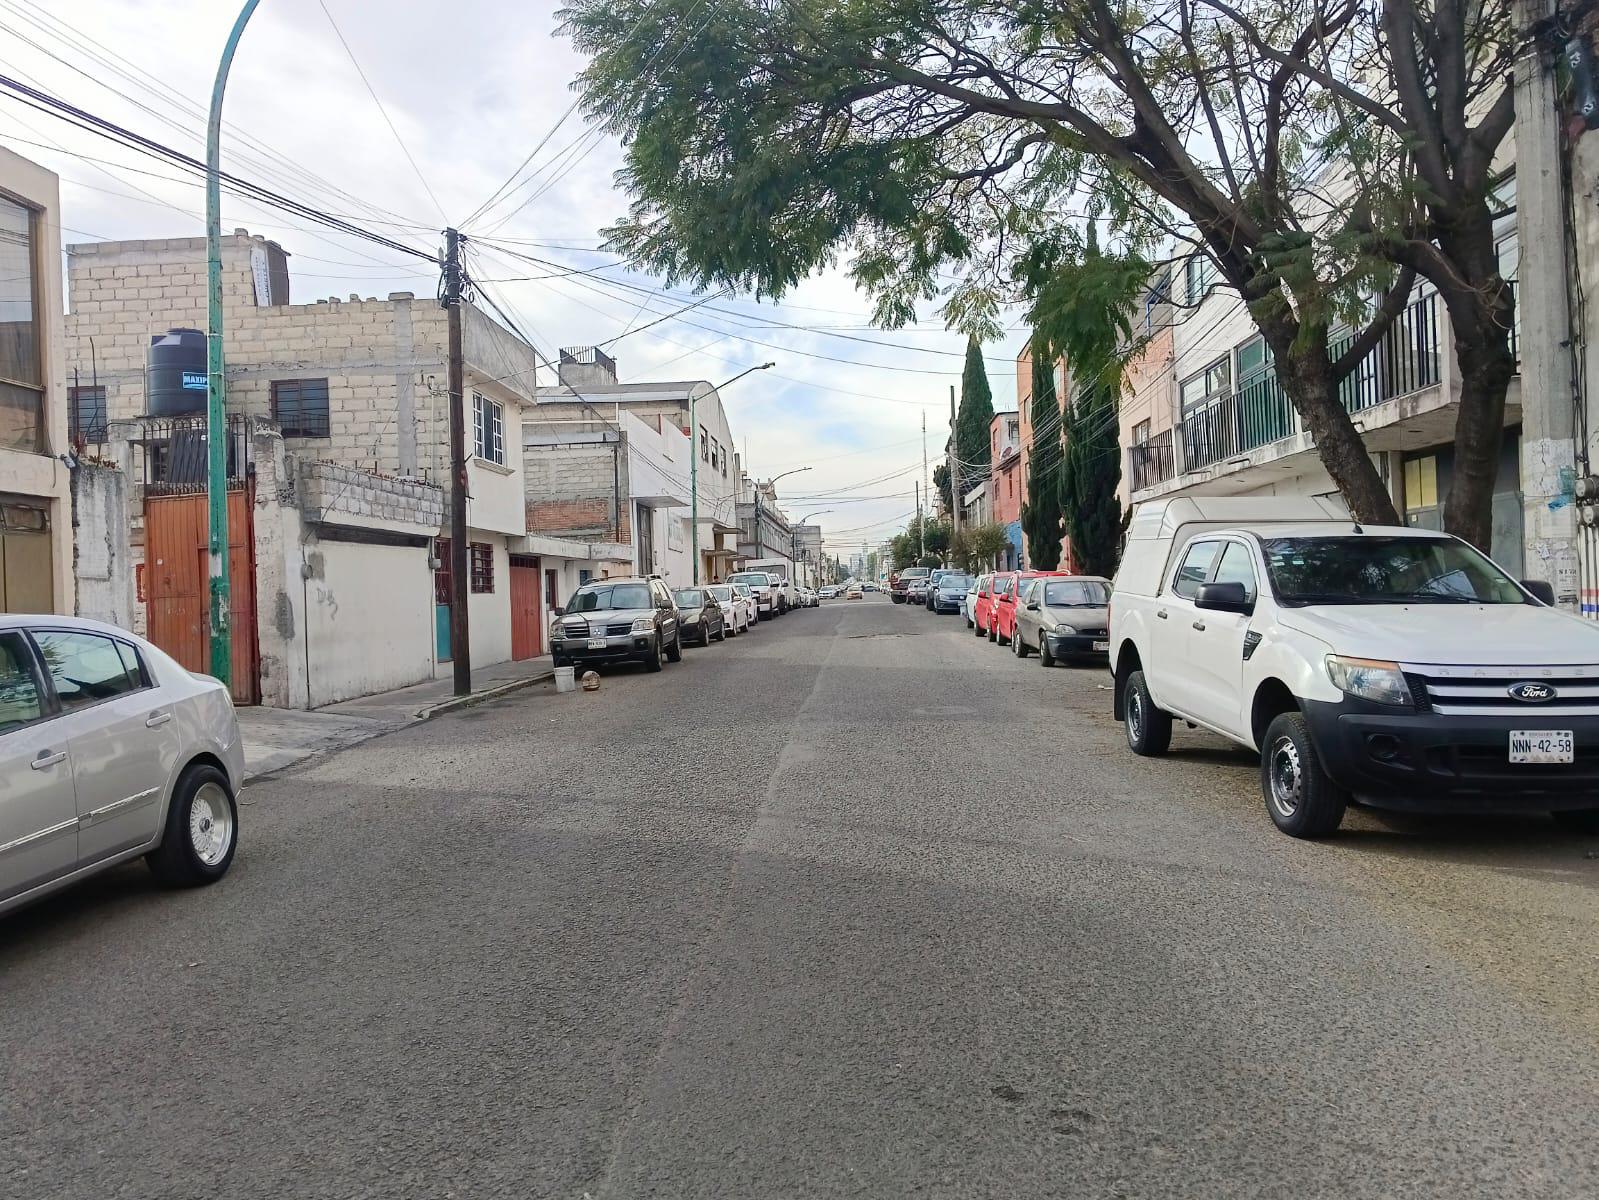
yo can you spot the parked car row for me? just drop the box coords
[549,573,821,672]
[957,569,1114,668]
[1109,496,1599,839]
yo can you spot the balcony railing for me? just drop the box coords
[1128,428,1175,491]
[1179,291,1445,474]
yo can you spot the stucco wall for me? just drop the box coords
[299,537,435,706]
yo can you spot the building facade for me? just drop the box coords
[62,229,583,703]
[989,411,1023,570]
[1,147,71,614]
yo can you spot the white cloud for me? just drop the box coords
[5,0,1031,549]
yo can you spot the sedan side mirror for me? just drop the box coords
[1026,601,1039,610]
[1194,581,1253,615]
[1521,579,1556,606]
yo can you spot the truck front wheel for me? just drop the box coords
[1124,669,1172,756]
[1260,711,1347,838]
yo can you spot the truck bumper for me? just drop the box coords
[1302,698,1599,813]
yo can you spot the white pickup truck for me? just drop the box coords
[1108,496,1599,838]
[727,568,795,616]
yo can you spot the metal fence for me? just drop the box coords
[1128,428,1175,492]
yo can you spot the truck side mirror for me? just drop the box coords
[1194,581,1253,615]
[1521,579,1556,605]
[554,606,565,616]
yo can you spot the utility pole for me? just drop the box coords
[443,228,472,696]
[203,0,260,688]
[1516,0,1581,608]
[916,478,924,561]
[947,383,960,548]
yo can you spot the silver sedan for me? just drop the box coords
[1,615,245,917]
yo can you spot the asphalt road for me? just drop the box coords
[5,596,1599,1199]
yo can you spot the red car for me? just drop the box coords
[993,570,1068,645]
[974,572,1014,641]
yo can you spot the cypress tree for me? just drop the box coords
[1061,375,1125,578]
[954,334,994,495]
[1020,338,1064,569]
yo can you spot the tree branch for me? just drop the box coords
[1329,265,1417,380]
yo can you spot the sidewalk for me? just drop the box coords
[237,655,555,780]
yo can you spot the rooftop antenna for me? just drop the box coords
[1352,521,1364,534]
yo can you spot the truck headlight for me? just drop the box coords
[631,618,654,633]
[1325,656,1413,706]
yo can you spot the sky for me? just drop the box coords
[0,0,1032,560]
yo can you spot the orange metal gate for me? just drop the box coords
[509,557,541,661]
[144,487,260,704]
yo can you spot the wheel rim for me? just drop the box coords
[1269,736,1304,819]
[1127,688,1144,743]
[189,781,233,866]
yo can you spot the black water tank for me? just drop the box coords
[146,328,208,416]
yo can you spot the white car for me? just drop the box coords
[1,615,245,916]
[706,583,754,634]
[728,570,784,616]
[1109,496,1599,838]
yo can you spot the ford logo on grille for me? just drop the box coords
[1508,682,1557,702]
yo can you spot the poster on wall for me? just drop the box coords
[250,244,272,307]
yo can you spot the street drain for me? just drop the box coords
[846,632,904,639]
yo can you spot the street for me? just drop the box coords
[5,595,1599,1199]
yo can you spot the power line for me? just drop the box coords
[0,72,436,263]
[315,0,447,223]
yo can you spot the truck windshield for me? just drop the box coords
[1261,536,1529,605]
[569,583,651,611]
[728,573,769,587]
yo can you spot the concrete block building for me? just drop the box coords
[62,229,610,704]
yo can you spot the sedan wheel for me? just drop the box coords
[147,764,238,887]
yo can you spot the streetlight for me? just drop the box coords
[793,509,832,587]
[693,361,774,583]
[204,0,262,687]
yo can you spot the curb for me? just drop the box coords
[412,669,556,720]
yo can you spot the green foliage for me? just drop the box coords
[889,513,950,569]
[1061,376,1125,578]
[951,522,1010,573]
[1019,337,1064,570]
[933,462,952,512]
[1016,234,1150,392]
[955,335,994,484]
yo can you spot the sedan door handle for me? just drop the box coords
[1156,609,1168,620]
[1192,620,1207,631]
[146,711,173,728]
[31,751,67,770]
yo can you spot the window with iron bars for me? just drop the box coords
[68,385,107,445]
[271,378,331,439]
[470,541,495,593]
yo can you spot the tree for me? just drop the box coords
[564,0,1516,547]
[954,335,994,487]
[951,522,1011,573]
[1061,377,1126,577]
[889,513,951,568]
[933,462,952,513]
[1019,338,1064,570]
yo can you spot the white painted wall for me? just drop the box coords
[462,533,513,666]
[466,393,528,537]
[301,538,435,706]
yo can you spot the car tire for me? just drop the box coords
[146,763,238,888]
[644,635,664,672]
[1124,669,1173,757]
[713,622,725,642]
[1013,629,1029,658]
[1260,711,1348,838]
[552,654,570,669]
[988,621,997,643]
[666,632,683,663]
[1039,639,1055,668]
[1552,808,1599,833]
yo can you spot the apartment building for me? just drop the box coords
[531,347,743,586]
[0,147,71,614]
[1118,204,1525,572]
[989,410,1023,569]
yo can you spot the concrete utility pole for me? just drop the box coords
[203,0,261,687]
[443,228,472,696]
[1516,0,1581,607]
[916,478,924,560]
